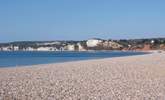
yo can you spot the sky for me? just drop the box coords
[0,0,165,42]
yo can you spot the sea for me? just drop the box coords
[0,51,147,67]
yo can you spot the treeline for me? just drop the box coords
[116,38,165,50]
[0,38,165,50]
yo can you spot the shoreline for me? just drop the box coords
[0,51,150,69]
[0,51,165,99]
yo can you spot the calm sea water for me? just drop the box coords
[0,51,147,67]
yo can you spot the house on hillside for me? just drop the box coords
[13,46,19,51]
[1,46,12,51]
[86,38,103,47]
[25,47,36,51]
[77,43,86,51]
[66,44,76,51]
[37,47,57,51]
[103,40,123,49]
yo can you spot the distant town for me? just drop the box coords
[0,38,165,51]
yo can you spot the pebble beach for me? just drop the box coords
[0,52,165,100]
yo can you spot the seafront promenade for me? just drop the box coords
[0,52,165,99]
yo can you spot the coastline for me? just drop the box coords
[0,50,148,68]
[0,51,165,99]
[0,51,149,69]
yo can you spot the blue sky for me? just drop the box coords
[0,0,165,42]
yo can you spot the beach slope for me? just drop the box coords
[0,52,165,99]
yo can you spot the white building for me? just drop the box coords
[86,38,103,47]
[66,44,75,51]
[1,46,11,51]
[36,42,61,46]
[37,47,57,51]
[103,41,123,49]
[26,47,36,51]
[13,46,19,51]
[77,43,86,51]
